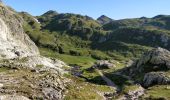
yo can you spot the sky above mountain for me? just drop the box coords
[4,0,170,20]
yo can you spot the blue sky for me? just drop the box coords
[4,0,170,20]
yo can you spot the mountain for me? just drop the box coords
[26,11,170,99]
[19,10,170,63]
[97,15,113,25]
[103,15,170,31]
[37,11,104,40]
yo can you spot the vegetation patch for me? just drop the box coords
[144,85,170,99]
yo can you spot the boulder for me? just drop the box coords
[93,60,115,69]
[121,47,170,88]
[143,72,170,87]
[43,88,63,100]
[137,47,170,71]
[119,85,145,100]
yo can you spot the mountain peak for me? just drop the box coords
[100,15,108,18]
[42,10,58,17]
[97,15,113,25]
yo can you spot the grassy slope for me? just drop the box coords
[144,85,170,99]
[40,48,96,68]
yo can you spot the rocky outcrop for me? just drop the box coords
[0,65,68,100]
[119,85,145,100]
[0,2,68,73]
[93,60,115,69]
[143,72,170,87]
[121,47,170,88]
[136,47,170,71]
[0,2,69,100]
[0,3,39,59]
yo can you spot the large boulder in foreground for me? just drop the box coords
[0,3,39,59]
[0,2,69,100]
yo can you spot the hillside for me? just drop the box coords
[97,15,113,25]
[0,1,170,100]
[19,10,170,99]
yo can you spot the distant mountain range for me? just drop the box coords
[20,10,170,61]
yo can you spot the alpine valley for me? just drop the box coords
[0,1,170,100]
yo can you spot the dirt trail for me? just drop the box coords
[96,69,120,92]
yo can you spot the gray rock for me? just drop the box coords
[43,88,63,100]
[93,60,115,69]
[0,3,69,100]
[137,47,170,70]
[0,95,30,100]
[143,72,170,87]
[0,3,39,59]
[119,85,144,100]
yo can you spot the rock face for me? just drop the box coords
[143,72,170,87]
[0,2,68,100]
[137,47,170,71]
[0,3,39,59]
[0,2,68,73]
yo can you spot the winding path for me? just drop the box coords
[95,69,120,92]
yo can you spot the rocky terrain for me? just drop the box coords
[0,3,39,59]
[0,1,170,100]
[119,47,170,99]
[0,2,69,100]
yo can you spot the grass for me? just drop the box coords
[0,67,10,72]
[104,73,131,87]
[64,75,115,100]
[1,67,42,99]
[40,48,96,68]
[122,85,140,94]
[144,85,170,99]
